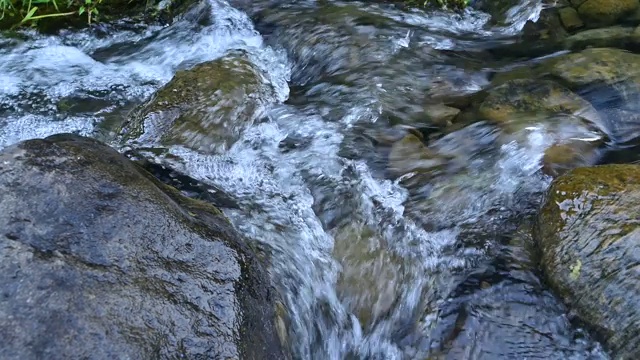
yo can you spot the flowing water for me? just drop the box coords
[0,0,619,358]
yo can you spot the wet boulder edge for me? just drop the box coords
[536,164,640,358]
[0,133,289,359]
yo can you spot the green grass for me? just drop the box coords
[1,0,103,28]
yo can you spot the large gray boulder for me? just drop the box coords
[0,134,288,359]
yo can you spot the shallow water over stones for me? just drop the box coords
[3,0,640,358]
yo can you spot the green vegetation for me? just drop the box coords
[0,0,103,27]
[0,0,188,31]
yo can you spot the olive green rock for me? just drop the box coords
[122,51,276,154]
[478,79,600,127]
[0,134,289,359]
[424,104,461,127]
[332,222,405,329]
[541,141,601,176]
[576,0,638,27]
[387,134,448,177]
[558,6,584,31]
[548,48,640,143]
[550,47,640,88]
[537,164,640,358]
[564,26,636,50]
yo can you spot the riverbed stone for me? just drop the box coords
[559,6,584,31]
[0,133,288,359]
[576,0,639,27]
[541,141,602,176]
[564,26,636,50]
[387,134,449,177]
[537,164,640,358]
[550,47,640,88]
[424,104,461,127]
[548,47,640,142]
[478,79,600,127]
[122,51,277,154]
[333,222,406,329]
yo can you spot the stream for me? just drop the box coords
[0,0,618,358]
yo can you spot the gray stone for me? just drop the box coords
[0,134,288,360]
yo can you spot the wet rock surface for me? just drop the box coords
[478,79,601,127]
[548,47,640,143]
[537,164,640,358]
[0,134,288,359]
[122,50,278,154]
[576,0,638,27]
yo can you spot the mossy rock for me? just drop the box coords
[332,222,406,329]
[536,164,640,358]
[423,104,461,127]
[549,47,640,88]
[576,0,639,27]
[0,133,289,359]
[548,48,640,143]
[122,51,277,154]
[541,140,602,176]
[558,6,584,31]
[478,79,600,127]
[387,134,449,177]
[564,26,637,50]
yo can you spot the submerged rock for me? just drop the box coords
[541,140,602,177]
[549,47,640,143]
[122,51,278,154]
[0,134,288,359]
[537,164,640,358]
[332,222,406,330]
[478,79,601,127]
[387,133,449,177]
[423,103,461,127]
[550,47,640,88]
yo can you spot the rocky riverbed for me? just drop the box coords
[1,0,640,358]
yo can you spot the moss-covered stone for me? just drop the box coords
[333,222,406,329]
[541,140,602,176]
[576,0,638,27]
[387,134,449,177]
[478,79,600,127]
[122,51,277,154]
[536,164,640,358]
[564,26,636,50]
[549,47,640,88]
[423,104,461,127]
[558,6,584,31]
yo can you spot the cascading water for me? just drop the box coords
[0,0,613,358]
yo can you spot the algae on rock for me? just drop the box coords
[478,79,601,127]
[122,50,278,154]
[536,164,640,358]
[576,0,638,27]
